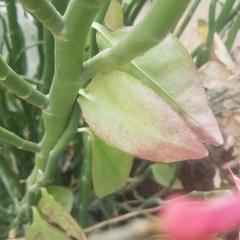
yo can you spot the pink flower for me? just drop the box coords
[159,192,240,240]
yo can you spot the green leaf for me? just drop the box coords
[26,207,70,240]
[93,23,223,146]
[91,131,133,198]
[104,0,124,30]
[38,188,86,240]
[46,185,73,213]
[151,163,183,190]
[78,70,208,163]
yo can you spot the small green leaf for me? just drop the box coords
[78,70,208,163]
[91,132,133,198]
[26,207,70,240]
[38,188,86,240]
[104,0,124,30]
[46,185,73,213]
[151,163,183,190]
[93,23,223,146]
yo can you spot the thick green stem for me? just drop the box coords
[40,0,70,94]
[19,0,64,36]
[0,55,48,108]
[29,0,108,184]
[0,127,40,152]
[78,132,93,228]
[43,103,80,185]
[83,0,190,80]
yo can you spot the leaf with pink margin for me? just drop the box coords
[78,70,208,163]
[93,23,223,146]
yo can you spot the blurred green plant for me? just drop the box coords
[0,0,238,239]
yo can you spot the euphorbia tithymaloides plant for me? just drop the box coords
[0,0,223,238]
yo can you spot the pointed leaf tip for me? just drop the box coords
[79,70,209,163]
[94,23,223,146]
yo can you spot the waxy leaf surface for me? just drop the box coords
[91,132,133,198]
[78,70,208,162]
[93,23,223,146]
[38,188,86,240]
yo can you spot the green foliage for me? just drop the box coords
[79,69,208,162]
[91,132,133,198]
[35,188,86,240]
[1,0,238,238]
[151,163,182,190]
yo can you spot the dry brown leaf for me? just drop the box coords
[199,61,238,89]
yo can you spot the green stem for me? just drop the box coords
[0,174,20,211]
[0,55,49,108]
[83,0,190,80]
[89,1,111,59]
[226,2,240,23]
[13,203,27,227]
[133,160,148,177]
[128,0,146,26]
[19,0,64,36]
[27,170,45,222]
[215,0,235,33]
[5,0,27,74]
[40,28,54,95]
[0,126,40,152]
[79,132,93,228]
[175,0,201,38]
[29,0,108,184]
[35,20,45,80]
[0,14,11,54]
[43,103,80,186]
[40,0,70,94]
[225,14,240,51]
[121,166,152,194]
[124,0,138,26]
[0,153,24,195]
[198,0,217,67]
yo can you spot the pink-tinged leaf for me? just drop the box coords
[159,192,240,240]
[78,70,208,163]
[93,23,223,146]
[225,162,240,191]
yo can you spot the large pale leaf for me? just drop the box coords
[93,23,223,146]
[38,188,86,240]
[91,132,133,198]
[78,70,208,163]
[26,207,70,240]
